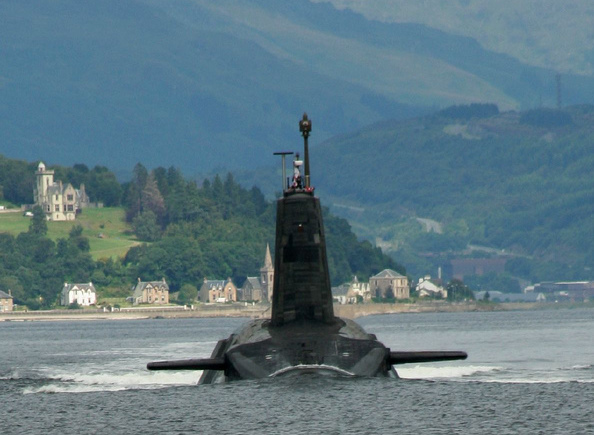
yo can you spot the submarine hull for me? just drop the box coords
[199,317,396,384]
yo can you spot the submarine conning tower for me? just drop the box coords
[271,114,335,326]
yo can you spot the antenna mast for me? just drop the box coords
[299,113,312,188]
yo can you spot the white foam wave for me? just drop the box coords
[569,364,593,371]
[479,377,594,384]
[397,364,594,384]
[24,370,200,394]
[397,365,501,379]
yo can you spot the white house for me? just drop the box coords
[61,282,97,306]
[416,276,447,299]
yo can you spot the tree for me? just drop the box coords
[141,173,166,225]
[132,211,161,242]
[177,284,198,305]
[446,279,475,302]
[28,205,47,236]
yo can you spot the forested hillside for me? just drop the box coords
[4,0,594,175]
[313,104,594,284]
[0,157,398,309]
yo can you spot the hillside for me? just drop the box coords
[3,0,594,176]
[319,0,594,75]
[311,104,594,283]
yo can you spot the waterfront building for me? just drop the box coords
[61,282,97,306]
[369,269,409,299]
[199,278,237,303]
[131,278,169,305]
[416,276,447,299]
[0,290,14,312]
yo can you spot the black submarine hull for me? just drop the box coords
[197,317,396,384]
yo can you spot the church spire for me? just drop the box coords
[264,243,272,268]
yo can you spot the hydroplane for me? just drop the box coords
[147,114,467,383]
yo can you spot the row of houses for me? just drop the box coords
[332,271,448,304]
[61,279,171,307]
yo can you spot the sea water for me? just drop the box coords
[1,309,592,434]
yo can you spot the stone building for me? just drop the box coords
[242,244,274,302]
[131,278,170,305]
[0,290,14,312]
[34,162,90,221]
[242,277,264,302]
[61,282,97,306]
[199,278,237,303]
[369,269,409,299]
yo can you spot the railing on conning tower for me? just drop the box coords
[274,113,315,196]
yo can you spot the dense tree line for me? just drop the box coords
[0,157,400,308]
[437,103,499,120]
[121,163,398,290]
[0,155,122,206]
[0,207,95,309]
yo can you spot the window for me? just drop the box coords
[67,205,74,211]
[55,205,59,211]
[67,194,74,201]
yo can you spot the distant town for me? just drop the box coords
[0,161,593,315]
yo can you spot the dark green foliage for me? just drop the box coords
[28,205,48,236]
[520,108,573,127]
[464,273,521,293]
[0,219,95,309]
[177,283,198,305]
[438,103,499,119]
[446,279,475,301]
[132,211,161,242]
[0,156,37,205]
[323,209,401,284]
[54,164,123,206]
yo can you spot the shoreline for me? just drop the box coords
[1,301,589,323]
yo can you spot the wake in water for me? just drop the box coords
[8,360,594,395]
[397,363,594,384]
[19,368,200,394]
[13,363,592,395]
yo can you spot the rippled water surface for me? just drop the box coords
[1,309,593,434]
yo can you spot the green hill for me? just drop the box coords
[312,104,594,283]
[0,207,137,260]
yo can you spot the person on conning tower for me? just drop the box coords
[291,153,303,189]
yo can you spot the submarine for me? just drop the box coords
[147,114,467,383]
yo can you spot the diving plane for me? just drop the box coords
[147,114,467,383]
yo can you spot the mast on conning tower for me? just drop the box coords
[299,113,312,188]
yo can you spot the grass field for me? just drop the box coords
[0,207,139,260]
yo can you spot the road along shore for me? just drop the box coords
[0,301,547,322]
